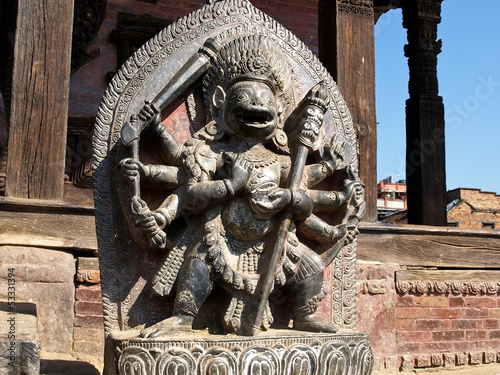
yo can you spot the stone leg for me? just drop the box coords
[141,258,213,338]
[289,271,337,333]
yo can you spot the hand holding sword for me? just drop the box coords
[119,38,221,248]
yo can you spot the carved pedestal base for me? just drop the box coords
[108,330,373,375]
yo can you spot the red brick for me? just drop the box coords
[430,308,462,319]
[415,296,449,308]
[397,307,430,319]
[483,319,499,329]
[75,285,102,302]
[415,319,451,330]
[421,341,455,352]
[397,319,416,331]
[74,315,104,328]
[432,330,465,341]
[452,319,481,330]
[449,297,465,307]
[490,308,500,318]
[466,330,488,340]
[397,331,432,343]
[397,295,415,307]
[465,297,497,308]
[397,342,421,353]
[489,330,500,339]
[75,301,104,316]
[453,342,474,352]
[463,308,489,318]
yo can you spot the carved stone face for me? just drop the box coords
[215,80,280,140]
[295,104,324,151]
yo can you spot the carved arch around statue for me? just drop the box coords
[93,0,362,343]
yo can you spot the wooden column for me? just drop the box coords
[402,0,446,225]
[6,0,74,200]
[318,0,378,222]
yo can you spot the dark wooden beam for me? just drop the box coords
[6,0,74,200]
[358,223,500,269]
[318,0,378,222]
[402,0,447,225]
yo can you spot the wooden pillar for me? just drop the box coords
[6,0,74,200]
[318,0,378,222]
[402,0,446,226]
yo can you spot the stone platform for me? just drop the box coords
[108,329,373,375]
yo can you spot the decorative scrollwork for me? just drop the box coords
[240,346,280,375]
[282,345,317,375]
[318,341,351,375]
[118,347,154,375]
[352,340,374,375]
[155,349,196,375]
[199,348,238,375]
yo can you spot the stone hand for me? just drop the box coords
[135,211,167,248]
[138,100,161,127]
[252,188,292,214]
[344,181,364,206]
[343,224,359,244]
[119,158,149,182]
[268,188,292,211]
[228,154,253,192]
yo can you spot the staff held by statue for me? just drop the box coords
[246,82,331,336]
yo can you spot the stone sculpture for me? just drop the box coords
[120,33,365,337]
[93,1,373,373]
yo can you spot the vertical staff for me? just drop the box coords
[246,82,330,336]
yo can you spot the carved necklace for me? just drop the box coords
[241,146,278,168]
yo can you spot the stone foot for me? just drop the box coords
[140,314,194,338]
[293,314,338,333]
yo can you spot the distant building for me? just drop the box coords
[447,188,500,229]
[377,177,407,221]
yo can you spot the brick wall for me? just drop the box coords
[73,258,104,357]
[447,188,500,228]
[69,0,318,118]
[357,263,500,372]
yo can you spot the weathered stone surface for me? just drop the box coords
[0,246,75,353]
[0,302,40,375]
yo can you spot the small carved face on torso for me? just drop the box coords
[213,79,282,141]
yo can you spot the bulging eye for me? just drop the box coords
[236,92,249,101]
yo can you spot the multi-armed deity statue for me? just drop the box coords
[93,1,373,374]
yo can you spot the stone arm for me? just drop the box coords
[296,214,358,251]
[302,161,336,188]
[184,154,253,212]
[119,159,184,190]
[139,102,184,165]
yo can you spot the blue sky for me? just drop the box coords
[375,1,500,194]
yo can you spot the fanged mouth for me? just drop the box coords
[232,108,273,127]
[299,129,318,144]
